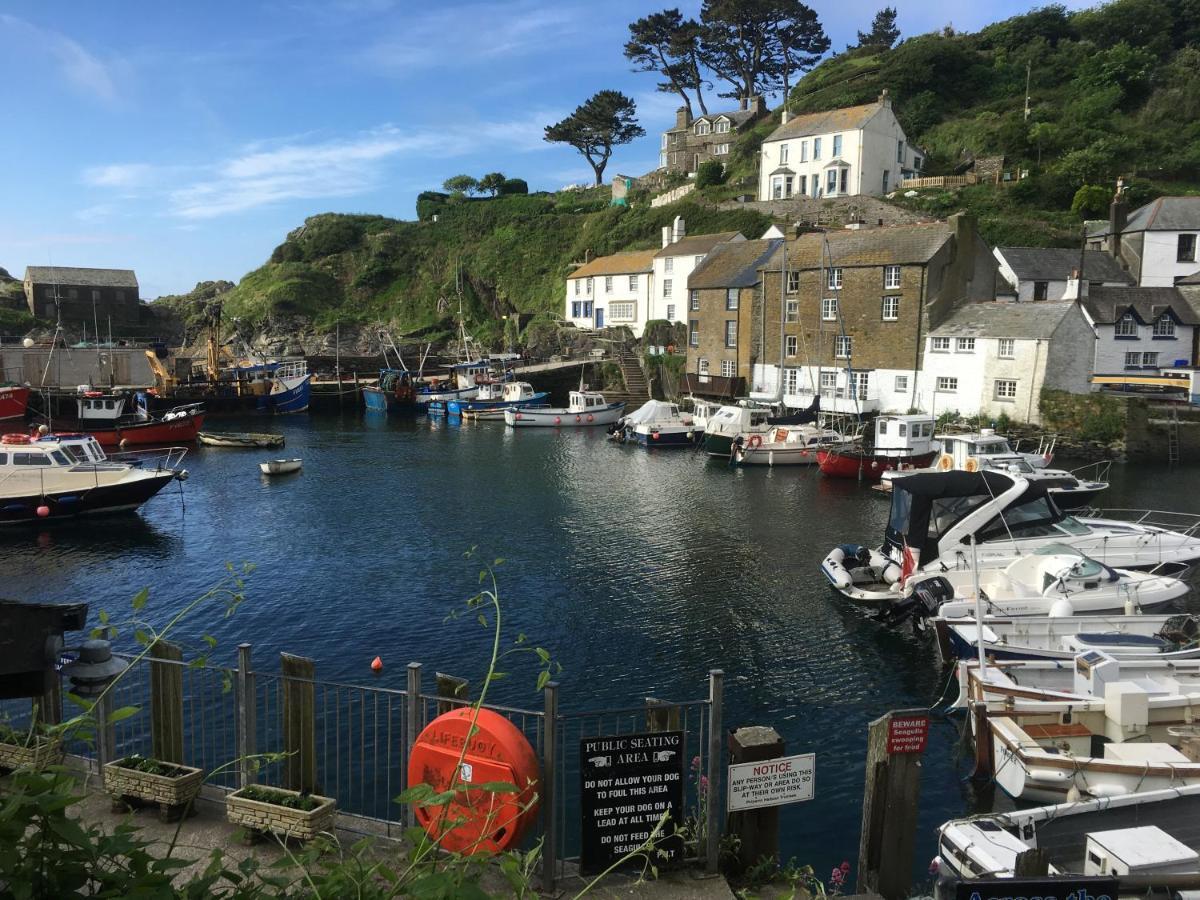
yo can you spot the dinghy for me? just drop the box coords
[259,458,302,475]
[199,432,285,449]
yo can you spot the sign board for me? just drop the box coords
[579,731,684,873]
[727,752,815,812]
[955,876,1118,900]
[887,714,929,754]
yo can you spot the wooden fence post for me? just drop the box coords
[644,697,681,732]
[726,726,785,872]
[435,672,469,716]
[281,653,317,793]
[150,640,184,763]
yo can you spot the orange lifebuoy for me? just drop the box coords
[1,433,31,444]
[965,457,979,473]
[748,434,763,450]
[937,455,953,471]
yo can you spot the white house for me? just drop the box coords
[993,247,1132,301]
[757,91,923,202]
[921,301,1094,424]
[564,249,656,336]
[1087,195,1200,287]
[650,216,744,325]
[1081,286,1199,376]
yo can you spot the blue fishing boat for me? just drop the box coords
[363,369,419,413]
[422,359,494,414]
[447,382,548,419]
[232,359,311,414]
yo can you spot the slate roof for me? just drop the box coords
[688,239,783,290]
[24,266,138,289]
[568,249,657,279]
[667,106,758,133]
[1124,197,1200,232]
[1177,270,1200,285]
[654,231,743,259]
[996,247,1133,285]
[931,301,1077,340]
[764,102,882,143]
[763,222,954,271]
[1083,286,1199,325]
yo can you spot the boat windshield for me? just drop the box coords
[977,495,1068,542]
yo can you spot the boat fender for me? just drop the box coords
[514,413,522,421]
[882,562,903,585]
[937,455,953,471]
[748,434,763,450]
[2,503,26,513]
[36,505,50,518]
[1084,782,1130,798]
[1026,768,1075,784]
[1048,597,1075,617]
[652,432,660,440]
[575,415,581,423]
[554,416,561,425]
[587,414,594,423]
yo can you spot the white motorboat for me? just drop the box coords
[935,427,1055,469]
[259,458,302,476]
[504,391,624,428]
[732,424,847,466]
[820,470,1200,602]
[700,403,774,457]
[449,382,549,419]
[610,400,702,447]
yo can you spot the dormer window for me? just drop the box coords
[715,118,730,133]
[1115,313,1138,337]
[695,121,711,136]
[1153,314,1176,338]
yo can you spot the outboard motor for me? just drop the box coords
[876,576,956,629]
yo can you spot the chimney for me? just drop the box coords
[1108,190,1128,261]
[662,226,672,249]
[673,215,685,243]
[879,89,891,108]
[750,95,765,116]
[675,106,692,130]
[740,96,749,110]
[1064,269,1088,300]
[781,110,790,125]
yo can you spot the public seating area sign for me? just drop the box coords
[579,731,684,872]
[727,752,815,811]
[887,714,929,754]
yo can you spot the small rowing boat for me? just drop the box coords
[259,458,302,475]
[198,432,285,449]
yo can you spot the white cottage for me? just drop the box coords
[757,91,922,202]
[993,247,1133,302]
[921,301,1094,425]
[650,216,744,325]
[564,249,656,336]
[1081,286,1199,376]
[1087,195,1200,287]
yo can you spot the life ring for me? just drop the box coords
[937,455,953,471]
[747,434,763,450]
[84,390,103,398]
[1,433,31,444]
[964,457,979,473]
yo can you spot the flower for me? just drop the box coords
[691,755,701,770]
[699,774,709,795]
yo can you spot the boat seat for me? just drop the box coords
[1075,633,1170,650]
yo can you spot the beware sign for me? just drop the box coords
[727,753,815,812]
[887,715,929,754]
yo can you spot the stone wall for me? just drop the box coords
[718,195,928,228]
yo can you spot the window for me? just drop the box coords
[666,303,675,321]
[881,296,900,321]
[574,280,580,296]
[931,336,950,352]
[897,139,905,163]
[798,174,807,196]
[661,134,668,149]
[832,134,842,157]
[714,143,730,155]
[571,301,582,318]
[663,278,673,298]
[716,119,730,133]
[821,298,838,321]
[689,321,699,347]
[91,289,101,301]
[834,334,851,358]
[786,299,798,323]
[936,376,958,392]
[884,265,901,289]
[726,289,738,310]
[827,169,838,194]
[721,359,735,378]
[1033,281,1048,301]
[725,320,737,348]
[813,137,822,160]
[1124,350,1141,369]
[584,301,593,317]
[994,379,1017,400]
[998,338,1015,358]
[694,255,704,266]
[1179,234,1197,262]
[957,338,976,353]
[1115,314,1138,337]
[894,375,909,393]
[610,301,634,320]
[698,358,709,379]
[695,121,711,135]
[605,276,613,293]
[819,371,837,391]
[779,143,789,164]
[784,368,800,394]
[786,335,797,357]
[840,168,849,193]
[786,271,800,294]
[587,277,593,294]
[1142,351,1159,367]
[664,257,673,273]
[690,289,700,311]
[1154,315,1176,338]
[629,275,638,291]
[849,371,870,399]
[796,141,806,163]
[827,268,842,290]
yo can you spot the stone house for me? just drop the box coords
[659,97,766,175]
[1081,286,1199,376]
[993,247,1133,302]
[757,91,923,202]
[23,266,141,329]
[921,301,1094,424]
[650,217,745,326]
[564,249,657,336]
[1087,195,1200,287]
[751,214,998,413]
[682,238,783,399]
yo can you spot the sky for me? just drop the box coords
[0,0,1092,298]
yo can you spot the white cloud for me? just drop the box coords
[82,163,157,188]
[0,14,120,104]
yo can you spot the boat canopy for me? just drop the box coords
[624,400,683,426]
[769,394,819,426]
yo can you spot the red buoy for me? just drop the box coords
[371,656,383,673]
[36,505,50,518]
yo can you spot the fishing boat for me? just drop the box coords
[0,383,30,421]
[820,470,1200,602]
[732,424,848,466]
[936,428,1056,469]
[51,389,204,448]
[362,369,419,413]
[817,414,938,480]
[197,432,285,449]
[610,400,702,447]
[702,396,821,457]
[449,382,548,419]
[0,431,187,525]
[504,391,623,428]
[263,359,311,414]
[259,458,302,476]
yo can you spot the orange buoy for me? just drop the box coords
[371,656,383,673]
[407,708,540,854]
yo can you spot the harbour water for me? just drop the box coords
[4,411,1198,877]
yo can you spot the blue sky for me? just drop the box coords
[0,0,1090,298]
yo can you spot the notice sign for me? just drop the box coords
[955,876,1117,900]
[727,753,815,812]
[887,714,929,755]
[579,731,684,873]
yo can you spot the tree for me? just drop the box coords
[442,175,478,196]
[625,10,710,117]
[498,178,529,195]
[774,0,831,106]
[855,7,900,50]
[1071,184,1112,219]
[698,0,828,102]
[544,91,645,186]
[478,172,506,196]
[695,159,726,187]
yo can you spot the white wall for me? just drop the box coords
[748,363,922,414]
[1093,322,1195,374]
[653,236,745,324]
[1139,231,1200,286]
[565,272,654,336]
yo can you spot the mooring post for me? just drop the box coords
[236,643,256,787]
[542,680,559,894]
[405,663,423,829]
[280,652,317,793]
[970,701,994,781]
[705,668,724,876]
[150,640,184,764]
[435,672,469,716]
[726,725,785,871]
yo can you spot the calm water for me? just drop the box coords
[4,412,1199,875]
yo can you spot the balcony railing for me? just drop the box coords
[682,373,744,397]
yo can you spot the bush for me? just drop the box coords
[499,178,529,195]
[696,160,726,188]
[1071,184,1112,218]
[416,191,449,221]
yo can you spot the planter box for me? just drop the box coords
[0,736,63,772]
[103,759,204,810]
[226,785,336,841]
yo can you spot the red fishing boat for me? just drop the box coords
[817,414,938,481]
[48,389,204,448]
[0,384,30,421]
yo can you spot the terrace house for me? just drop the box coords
[650,216,745,326]
[1087,195,1200,287]
[993,247,1133,301]
[564,250,656,336]
[1081,286,1199,376]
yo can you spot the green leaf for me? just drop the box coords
[396,784,435,804]
[535,647,550,663]
[131,588,149,611]
[487,671,508,681]
[477,614,487,627]
[98,609,109,625]
[134,629,150,646]
[536,670,550,691]
[493,557,505,566]
[202,634,217,648]
[476,781,519,793]
[106,706,139,724]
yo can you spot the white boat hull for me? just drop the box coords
[260,459,302,475]
[505,403,624,427]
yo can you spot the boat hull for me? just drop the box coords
[83,412,206,448]
[198,432,283,449]
[630,426,702,447]
[0,385,29,421]
[505,403,624,427]
[736,445,820,466]
[817,448,938,480]
[362,385,419,413]
[261,374,310,414]
[0,471,178,525]
[447,393,550,416]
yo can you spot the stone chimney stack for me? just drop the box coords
[1108,189,1128,262]
[675,106,692,130]
[662,226,673,249]
[1065,269,1088,300]
[750,95,765,116]
[673,215,686,243]
[781,109,791,125]
[879,89,891,108]
[740,96,749,110]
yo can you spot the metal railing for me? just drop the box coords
[1077,508,1200,537]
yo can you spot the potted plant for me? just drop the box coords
[103,754,204,821]
[226,784,336,842]
[0,721,63,772]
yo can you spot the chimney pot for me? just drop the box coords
[673,215,685,243]
[879,89,891,107]
[662,226,672,249]
[781,110,790,124]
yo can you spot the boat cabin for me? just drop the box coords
[0,433,107,467]
[707,404,772,437]
[76,391,132,422]
[444,359,492,390]
[568,391,609,411]
[936,430,1017,470]
[502,382,537,402]
[874,415,936,457]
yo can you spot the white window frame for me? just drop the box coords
[725,320,737,348]
[881,296,899,321]
[629,274,638,291]
[715,119,730,134]
[936,376,958,392]
[998,338,1015,358]
[786,271,800,294]
[721,359,735,378]
[1142,351,1159,367]
[1115,314,1138,337]
[663,278,673,298]
[832,134,842,157]
[813,137,821,160]
[714,143,730,155]
[785,299,798,323]
[849,370,869,400]
[786,335,798,357]
[726,289,738,311]
[994,379,1017,400]
[894,375,908,393]
[695,121,711,136]
[605,276,613,293]
[779,143,789,164]
[1153,315,1176,338]
[826,268,842,290]
[664,257,673,273]
[834,334,851,359]
[799,141,808,163]
[574,280,580,296]
[783,367,801,394]
[690,289,700,311]
[610,301,635,321]
[956,338,976,353]
[931,336,950,352]
[666,303,675,321]
[689,321,700,347]
[884,265,901,289]
[1124,350,1141,368]
[821,298,838,321]
[819,371,837,391]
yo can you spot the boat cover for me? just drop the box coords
[624,400,681,426]
[769,394,819,425]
